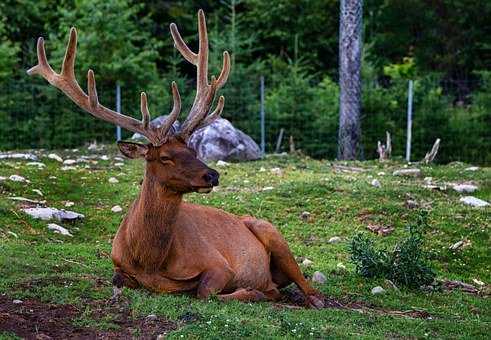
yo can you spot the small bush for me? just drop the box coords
[348,213,436,288]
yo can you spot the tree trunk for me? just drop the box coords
[338,0,363,160]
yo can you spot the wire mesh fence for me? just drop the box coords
[1,74,490,164]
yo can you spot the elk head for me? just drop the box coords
[27,10,230,194]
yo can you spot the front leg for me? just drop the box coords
[197,266,235,298]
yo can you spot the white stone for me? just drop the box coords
[465,166,479,171]
[47,223,73,237]
[65,201,75,207]
[9,175,27,182]
[108,177,119,184]
[100,155,110,161]
[460,196,489,207]
[26,162,46,168]
[0,176,6,181]
[452,184,478,193]
[300,211,311,221]
[63,159,77,165]
[259,167,266,172]
[61,166,77,171]
[337,263,347,271]
[262,186,274,191]
[449,240,464,250]
[22,207,84,221]
[12,299,23,304]
[371,179,381,188]
[393,168,421,177]
[32,189,43,196]
[302,259,313,267]
[0,153,38,161]
[270,167,283,176]
[328,236,342,244]
[423,177,433,185]
[371,286,385,295]
[111,205,123,213]
[311,271,327,284]
[8,197,45,204]
[377,172,386,176]
[48,153,63,162]
[216,160,230,167]
[114,157,124,162]
[472,279,485,286]
[114,162,124,167]
[146,314,158,321]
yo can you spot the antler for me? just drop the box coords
[27,27,181,145]
[170,9,230,139]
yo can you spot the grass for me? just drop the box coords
[0,145,489,338]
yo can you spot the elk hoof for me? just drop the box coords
[109,286,123,304]
[306,294,325,309]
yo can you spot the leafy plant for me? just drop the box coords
[349,212,436,288]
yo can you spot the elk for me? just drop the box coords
[27,10,324,308]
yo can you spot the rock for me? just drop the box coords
[366,224,394,236]
[47,223,73,237]
[63,159,77,165]
[48,153,63,162]
[449,239,471,251]
[65,201,75,207]
[259,167,266,172]
[311,271,327,284]
[300,211,311,222]
[22,207,84,221]
[472,279,485,286]
[460,196,489,207]
[270,167,283,176]
[328,236,342,244]
[453,184,478,193]
[0,176,6,181]
[336,263,347,271]
[302,258,313,267]
[371,179,381,188]
[405,199,419,209]
[115,162,124,167]
[187,118,261,162]
[8,197,45,204]
[12,299,23,304]
[377,171,386,176]
[9,175,27,182]
[114,157,124,162]
[371,286,385,295]
[262,186,274,191]
[465,166,479,171]
[32,189,43,196]
[111,205,123,213]
[108,177,119,184]
[146,314,158,321]
[216,160,230,167]
[61,166,77,171]
[156,335,166,340]
[26,162,46,168]
[423,177,433,185]
[393,168,421,177]
[0,152,38,161]
[100,155,110,161]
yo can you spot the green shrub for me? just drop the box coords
[349,213,436,288]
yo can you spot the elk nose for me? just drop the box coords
[203,169,220,186]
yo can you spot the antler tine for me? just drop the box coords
[140,92,151,130]
[197,9,209,90]
[87,69,99,109]
[169,24,198,64]
[61,28,77,80]
[216,51,230,90]
[27,37,55,80]
[198,96,225,129]
[159,82,181,138]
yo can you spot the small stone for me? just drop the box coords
[328,236,342,244]
[65,201,75,207]
[26,162,46,168]
[371,286,385,295]
[270,167,283,176]
[0,176,6,181]
[392,168,421,177]
[100,155,110,161]
[111,205,123,213]
[262,186,274,191]
[300,211,311,222]
[465,166,479,171]
[405,199,419,209]
[47,223,73,237]
[61,166,77,171]
[423,177,433,185]
[472,279,485,286]
[146,314,158,321]
[452,184,478,193]
[371,179,381,188]
[12,299,23,304]
[48,153,63,162]
[9,175,27,182]
[377,172,385,176]
[259,167,266,172]
[0,153,38,161]
[311,271,327,284]
[460,196,489,207]
[114,162,124,167]
[302,259,313,267]
[216,160,229,167]
[63,159,77,165]
[449,240,464,251]
[32,189,43,196]
[108,177,119,184]
[22,207,84,221]
[156,335,166,340]
[114,157,124,162]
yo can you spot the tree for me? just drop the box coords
[338,0,363,160]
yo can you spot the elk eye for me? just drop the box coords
[160,156,172,162]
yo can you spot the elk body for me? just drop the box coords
[28,10,324,308]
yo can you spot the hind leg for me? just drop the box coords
[243,217,324,308]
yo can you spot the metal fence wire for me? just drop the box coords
[0,75,490,164]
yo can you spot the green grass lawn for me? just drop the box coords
[0,146,489,338]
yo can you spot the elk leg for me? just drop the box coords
[134,272,199,294]
[196,267,235,299]
[217,288,267,302]
[242,217,325,308]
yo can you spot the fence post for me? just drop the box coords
[260,76,265,155]
[405,80,413,162]
[116,83,122,141]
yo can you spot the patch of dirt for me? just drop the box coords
[275,288,432,319]
[0,294,178,339]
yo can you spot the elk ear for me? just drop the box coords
[117,141,148,159]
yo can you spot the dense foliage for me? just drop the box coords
[0,0,489,163]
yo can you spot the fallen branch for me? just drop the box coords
[422,138,440,164]
[377,131,392,161]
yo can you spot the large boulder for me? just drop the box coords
[132,116,261,162]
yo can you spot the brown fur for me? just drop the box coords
[111,139,324,308]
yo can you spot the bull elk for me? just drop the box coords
[28,10,324,308]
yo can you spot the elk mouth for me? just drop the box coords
[195,186,213,193]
